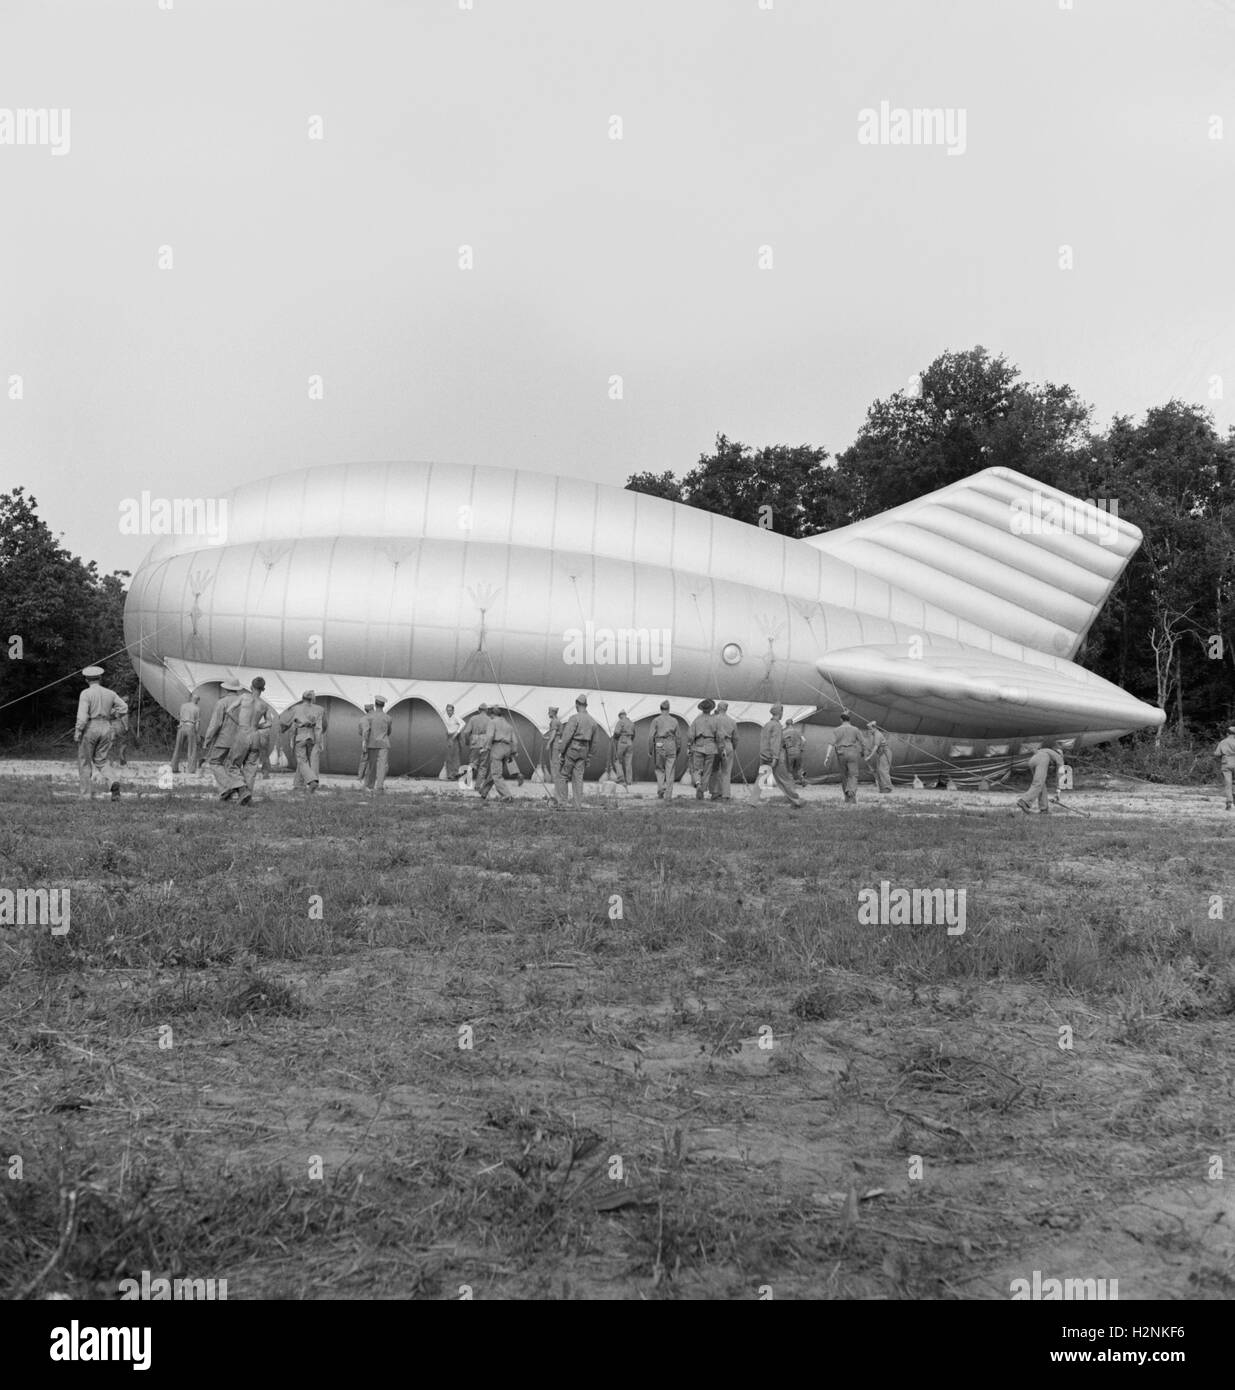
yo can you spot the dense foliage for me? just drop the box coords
[628,348,1235,732]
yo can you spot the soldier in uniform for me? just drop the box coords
[554,695,599,809]
[758,703,805,808]
[365,696,392,791]
[463,704,492,786]
[1212,725,1235,811]
[74,666,127,799]
[689,698,720,801]
[831,710,865,804]
[444,704,465,779]
[309,696,328,780]
[1017,741,1065,814]
[709,700,737,801]
[171,692,201,773]
[542,706,562,783]
[108,706,130,769]
[864,720,893,794]
[612,710,636,787]
[280,690,324,792]
[356,703,374,788]
[782,718,805,786]
[478,707,516,801]
[648,700,679,799]
[202,678,248,801]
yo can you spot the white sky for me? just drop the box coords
[2,0,1233,575]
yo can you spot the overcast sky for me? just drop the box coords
[2,0,1233,576]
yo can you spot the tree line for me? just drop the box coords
[627,347,1235,735]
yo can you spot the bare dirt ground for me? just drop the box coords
[1,759,1232,1299]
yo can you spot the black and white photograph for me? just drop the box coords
[1,0,1231,1340]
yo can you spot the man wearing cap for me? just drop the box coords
[689,699,720,802]
[758,704,804,808]
[554,695,599,808]
[611,709,636,788]
[831,710,865,804]
[648,701,679,800]
[1017,740,1065,814]
[74,667,127,799]
[709,700,738,801]
[444,704,465,780]
[202,679,248,801]
[365,697,393,791]
[1213,725,1235,810]
[172,692,201,774]
[279,690,323,792]
[864,721,893,794]
[356,703,375,788]
[782,718,805,786]
[478,707,516,802]
[541,706,562,783]
[226,677,277,802]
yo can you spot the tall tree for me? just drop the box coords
[627,434,837,538]
[0,488,133,737]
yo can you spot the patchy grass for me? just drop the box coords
[0,775,1233,1299]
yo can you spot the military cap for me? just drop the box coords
[575,694,588,706]
[659,700,670,711]
[302,689,315,699]
[82,666,104,679]
[548,705,558,714]
[618,709,626,716]
[374,696,386,707]
[770,703,784,715]
[840,709,853,720]
[364,703,374,711]
[698,698,715,713]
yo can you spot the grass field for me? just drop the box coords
[2,765,1233,1300]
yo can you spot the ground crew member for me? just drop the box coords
[365,696,392,791]
[226,677,276,800]
[612,710,636,786]
[74,666,127,799]
[478,707,516,801]
[108,707,130,768]
[542,706,562,782]
[356,703,374,787]
[554,695,599,809]
[280,690,323,792]
[463,704,492,784]
[689,698,720,801]
[831,710,865,804]
[648,701,679,799]
[1212,725,1235,810]
[864,721,893,793]
[202,679,248,801]
[758,703,805,808]
[310,697,328,779]
[709,700,737,800]
[171,693,201,773]
[782,719,805,786]
[1017,740,1065,814]
[444,704,465,779]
